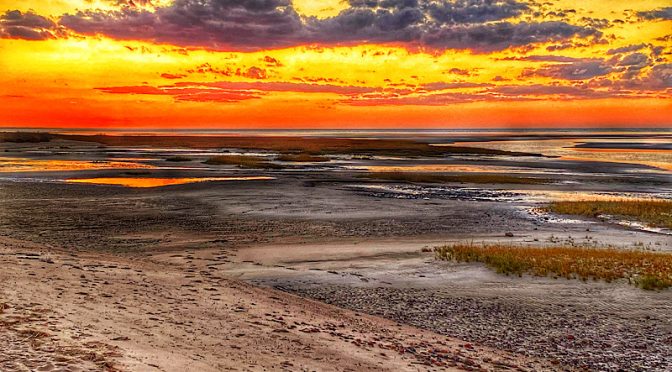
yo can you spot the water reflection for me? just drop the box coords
[0,157,154,172]
[449,139,672,172]
[349,164,521,172]
[66,177,274,188]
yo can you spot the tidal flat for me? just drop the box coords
[1,130,671,371]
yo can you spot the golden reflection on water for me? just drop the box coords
[451,139,672,172]
[0,157,154,172]
[66,177,275,188]
[109,157,161,162]
[560,156,672,172]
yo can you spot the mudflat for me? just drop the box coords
[1,133,671,371]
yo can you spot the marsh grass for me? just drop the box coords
[56,134,540,157]
[435,243,672,290]
[204,155,283,169]
[363,172,548,184]
[0,132,52,143]
[165,156,192,162]
[547,199,672,229]
[276,153,329,162]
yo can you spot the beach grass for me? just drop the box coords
[276,153,329,162]
[434,243,672,290]
[204,155,283,169]
[363,172,548,184]
[546,199,672,229]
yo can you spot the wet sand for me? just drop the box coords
[1,135,671,370]
[4,236,559,371]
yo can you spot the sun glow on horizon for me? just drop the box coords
[0,0,670,128]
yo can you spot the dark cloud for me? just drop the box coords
[112,0,156,7]
[60,0,305,50]
[0,10,59,40]
[419,21,599,51]
[341,92,489,106]
[617,52,650,71]
[504,55,583,62]
[607,43,646,55]
[626,63,672,90]
[424,0,528,24]
[55,0,599,51]
[638,7,672,21]
[516,51,668,91]
[527,59,612,80]
[577,17,610,29]
[647,63,672,88]
[492,84,610,99]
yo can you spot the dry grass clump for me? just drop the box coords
[0,132,52,143]
[204,155,282,169]
[363,172,548,184]
[56,134,541,157]
[276,153,329,162]
[547,199,672,229]
[435,243,672,290]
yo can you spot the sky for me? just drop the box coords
[0,0,670,129]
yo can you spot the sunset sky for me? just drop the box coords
[0,0,670,129]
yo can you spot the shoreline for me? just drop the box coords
[0,236,555,371]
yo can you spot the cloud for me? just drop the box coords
[607,43,647,55]
[160,73,187,79]
[419,21,599,51]
[425,0,528,23]
[447,68,471,76]
[504,55,584,62]
[617,52,650,71]
[262,56,282,67]
[0,10,60,40]
[97,66,671,106]
[623,63,672,90]
[525,59,612,80]
[341,92,489,106]
[54,0,600,51]
[96,80,381,103]
[421,82,492,90]
[60,0,305,50]
[492,84,609,98]
[646,63,672,88]
[96,84,264,102]
[237,66,268,79]
[638,7,672,21]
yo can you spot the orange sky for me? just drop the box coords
[0,0,670,129]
